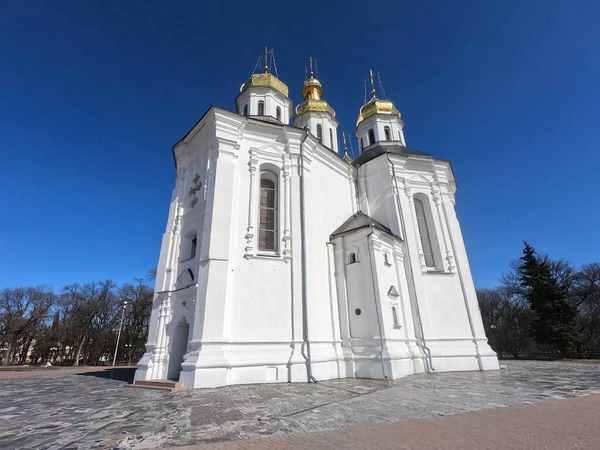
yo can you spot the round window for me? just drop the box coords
[355,308,362,316]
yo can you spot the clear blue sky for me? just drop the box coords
[1,1,599,290]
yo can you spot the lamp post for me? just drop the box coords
[112,301,128,366]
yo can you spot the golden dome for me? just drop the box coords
[356,97,400,126]
[240,73,289,97]
[296,74,335,117]
[296,99,336,116]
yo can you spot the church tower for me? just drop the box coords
[235,48,292,123]
[347,70,498,378]
[356,70,406,152]
[293,59,339,152]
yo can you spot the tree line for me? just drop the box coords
[477,242,600,359]
[0,278,153,366]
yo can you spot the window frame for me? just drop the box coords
[257,100,265,116]
[258,169,279,254]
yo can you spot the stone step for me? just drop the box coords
[129,379,184,391]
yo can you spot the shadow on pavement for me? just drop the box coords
[75,367,136,383]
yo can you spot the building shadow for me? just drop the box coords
[75,367,136,383]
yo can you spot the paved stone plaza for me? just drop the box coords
[0,361,599,449]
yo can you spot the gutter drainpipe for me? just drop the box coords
[299,127,317,383]
[366,229,388,379]
[385,152,435,372]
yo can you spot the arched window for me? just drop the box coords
[347,252,357,264]
[329,129,334,149]
[368,128,375,145]
[243,104,248,116]
[384,126,391,141]
[258,101,265,116]
[316,124,323,143]
[259,171,278,251]
[276,106,282,122]
[414,198,435,267]
[360,137,364,151]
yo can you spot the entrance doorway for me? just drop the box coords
[167,320,190,381]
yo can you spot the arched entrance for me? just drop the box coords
[167,320,190,381]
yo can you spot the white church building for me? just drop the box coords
[134,53,499,389]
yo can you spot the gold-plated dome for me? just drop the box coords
[295,74,335,117]
[356,96,400,126]
[240,73,289,97]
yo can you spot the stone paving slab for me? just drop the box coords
[177,393,600,450]
[0,361,599,449]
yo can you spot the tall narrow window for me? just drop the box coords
[259,171,278,251]
[258,101,265,116]
[243,104,248,116]
[191,237,197,259]
[368,128,375,145]
[384,126,391,141]
[392,306,401,328]
[316,124,323,143]
[414,198,435,267]
[276,106,282,122]
[329,129,334,149]
[360,137,364,151]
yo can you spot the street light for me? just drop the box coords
[112,301,128,366]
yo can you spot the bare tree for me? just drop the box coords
[0,286,55,365]
[63,281,117,366]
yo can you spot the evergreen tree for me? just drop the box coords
[517,242,579,357]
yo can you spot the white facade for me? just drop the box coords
[135,65,498,389]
